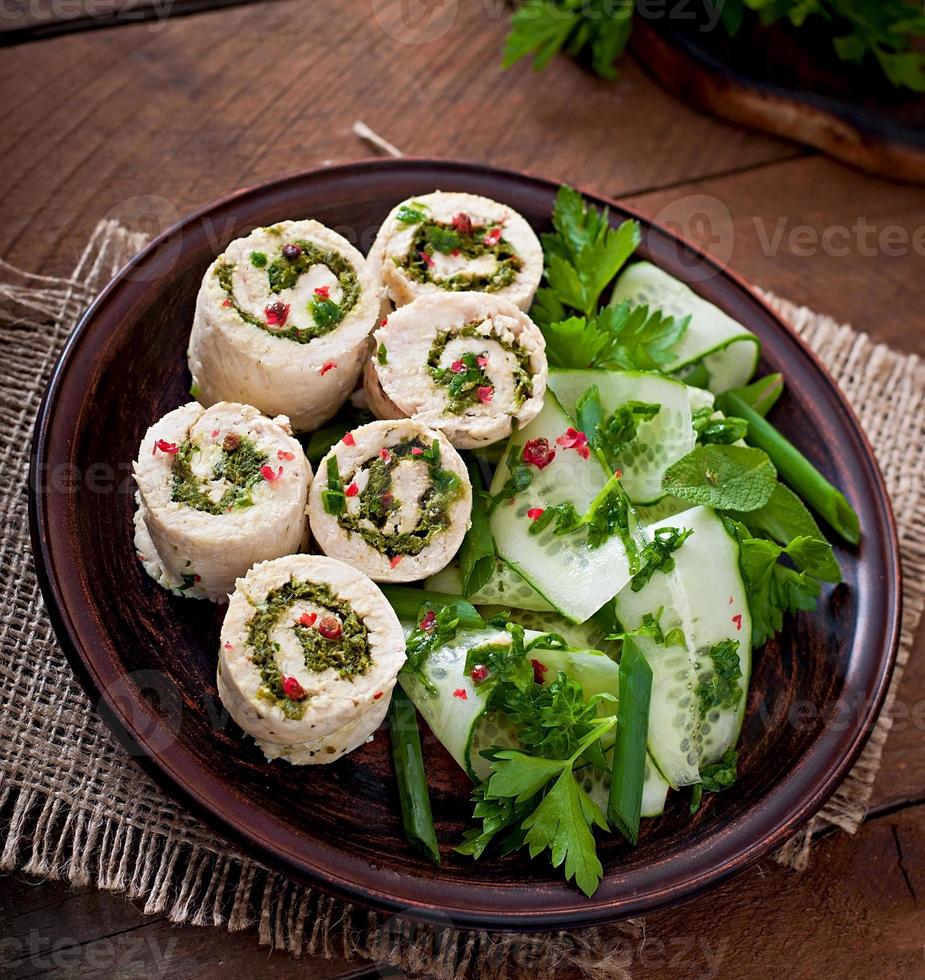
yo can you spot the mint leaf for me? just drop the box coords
[692,408,748,446]
[662,445,777,512]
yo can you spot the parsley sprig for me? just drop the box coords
[531,187,689,372]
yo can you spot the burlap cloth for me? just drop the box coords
[1,221,923,979]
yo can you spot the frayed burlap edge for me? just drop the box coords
[0,223,922,979]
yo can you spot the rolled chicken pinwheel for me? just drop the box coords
[308,419,471,582]
[367,191,543,312]
[363,292,547,449]
[188,220,379,432]
[133,401,311,602]
[217,554,405,764]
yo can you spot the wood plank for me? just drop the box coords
[1,803,923,977]
[0,0,798,277]
[624,155,925,354]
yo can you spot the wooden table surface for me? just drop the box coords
[2,1,924,976]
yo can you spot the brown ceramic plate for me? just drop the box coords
[30,159,901,931]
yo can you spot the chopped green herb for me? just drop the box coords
[630,526,693,592]
[697,639,742,717]
[321,456,346,515]
[377,342,388,365]
[249,250,268,268]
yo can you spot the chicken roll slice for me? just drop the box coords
[217,554,405,764]
[188,219,379,432]
[308,419,471,582]
[133,401,311,602]
[368,191,543,312]
[364,292,547,449]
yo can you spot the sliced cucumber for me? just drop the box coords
[579,751,670,818]
[489,392,643,623]
[426,559,553,612]
[614,506,751,786]
[610,262,760,393]
[399,624,619,781]
[477,605,614,654]
[548,369,695,505]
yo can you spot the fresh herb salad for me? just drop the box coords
[375,187,854,896]
[159,186,857,900]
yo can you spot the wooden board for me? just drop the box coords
[632,16,925,183]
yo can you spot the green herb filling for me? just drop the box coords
[247,578,371,719]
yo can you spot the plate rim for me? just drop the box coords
[29,157,902,931]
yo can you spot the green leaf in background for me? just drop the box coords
[503,0,925,91]
[503,0,633,81]
[661,445,777,512]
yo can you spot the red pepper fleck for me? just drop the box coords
[299,612,317,627]
[380,317,388,327]
[223,642,233,650]
[522,437,556,469]
[281,243,302,260]
[342,432,356,446]
[556,427,590,460]
[453,688,468,701]
[477,354,489,368]
[531,659,548,684]
[264,301,290,327]
[277,449,295,461]
[282,675,306,700]
[477,386,493,404]
[260,465,283,481]
[527,507,545,521]
[211,429,220,438]
[379,448,392,462]
[411,447,424,456]
[319,361,336,375]
[345,482,359,497]
[450,248,461,257]
[470,664,489,683]
[732,613,743,631]
[222,298,233,308]
[389,555,403,569]
[318,616,342,640]
[419,610,437,632]
[373,690,383,700]
[419,250,435,268]
[154,439,179,455]
[313,284,330,299]
[193,574,202,583]
[614,469,623,478]
[483,227,502,246]
[452,212,473,235]
[450,359,466,374]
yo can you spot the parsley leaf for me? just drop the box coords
[541,185,640,317]
[522,767,608,898]
[662,445,777,512]
[724,518,839,646]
